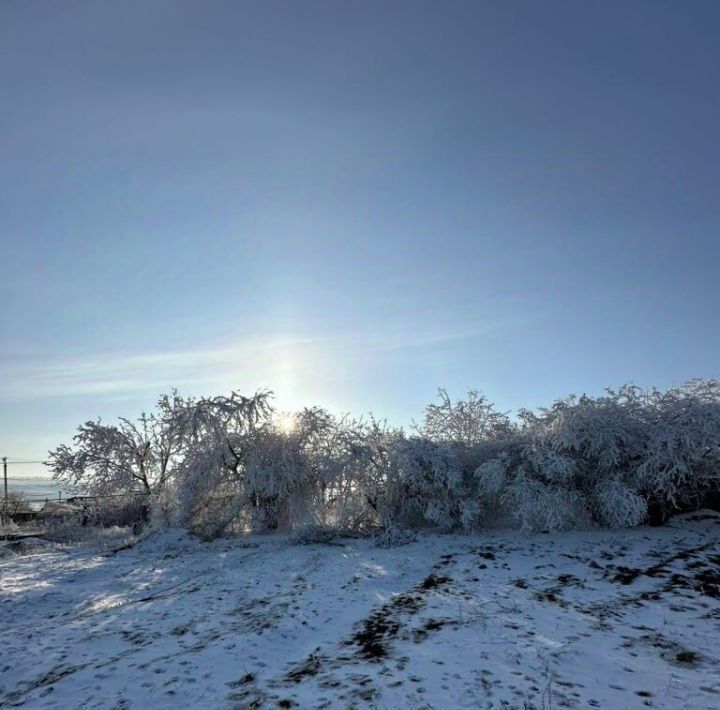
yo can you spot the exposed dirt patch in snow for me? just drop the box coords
[347,572,453,660]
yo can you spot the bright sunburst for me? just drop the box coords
[275,412,297,435]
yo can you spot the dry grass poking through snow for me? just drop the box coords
[2,513,720,708]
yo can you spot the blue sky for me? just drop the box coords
[1,1,719,474]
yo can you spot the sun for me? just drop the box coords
[276,412,297,435]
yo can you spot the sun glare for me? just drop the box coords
[276,412,297,435]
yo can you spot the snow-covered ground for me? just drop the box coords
[2,514,720,709]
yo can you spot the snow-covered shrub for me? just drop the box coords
[171,391,274,538]
[310,414,397,534]
[173,400,393,538]
[241,409,396,535]
[387,390,521,532]
[506,473,591,532]
[474,458,508,497]
[472,456,511,523]
[47,379,720,539]
[170,440,248,538]
[292,523,343,545]
[477,381,720,530]
[592,478,647,529]
[635,380,720,522]
[292,521,369,545]
[42,496,148,544]
[527,386,647,477]
[374,522,416,547]
[475,453,592,532]
[0,491,31,528]
[419,389,512,446]
[386,437,463,531]
[241,428,317,531]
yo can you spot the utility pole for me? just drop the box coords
[2,457,6,526]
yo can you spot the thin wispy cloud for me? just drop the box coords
[0,337,311,399]
[0,325,485,402]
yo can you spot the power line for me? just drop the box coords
[27,495,151,505]
[3,461,48,465]
[3,455,48,460]
[5,477,57,481]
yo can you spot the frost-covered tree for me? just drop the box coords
[0,491,31,527]
[46,379,720,538]
[386,437,463,530]
[48,403,183,496]
[418,389,512,446]
[636,380,720,522]
[474,387,649,530]
[473,381,720,530]
[49,389,270,508]
[398,389,518,531]
[171,391,273,536]
[49,390,199,497]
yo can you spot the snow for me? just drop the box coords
[2,515,720,708]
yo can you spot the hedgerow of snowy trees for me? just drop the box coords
[48,380,720,537]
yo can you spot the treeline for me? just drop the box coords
[49,381,720,538]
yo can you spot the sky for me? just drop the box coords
[1,1,719,476]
